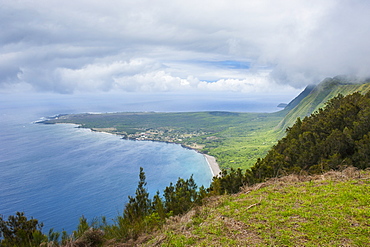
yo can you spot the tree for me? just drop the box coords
[123,167,151,222]
[0,212,46,247]
[246,91,370,181]
[163,175,204,215]
[151,191,166,220]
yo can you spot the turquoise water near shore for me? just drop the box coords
[0,92,295,233]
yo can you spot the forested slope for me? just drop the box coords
[261,91,370,172]
[277,76,370,132]
[211,91,370,194]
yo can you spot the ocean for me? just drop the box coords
[0,92,297,233]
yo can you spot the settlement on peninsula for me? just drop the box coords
[90,127,222,177]
[41,111,244,174]
[42,112,222,176]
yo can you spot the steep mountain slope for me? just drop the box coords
[207,89,370,195]
[281,84,316,113]
[238,91,370,188]
[277,76,370,132]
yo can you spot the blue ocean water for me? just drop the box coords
[0,92,297,233]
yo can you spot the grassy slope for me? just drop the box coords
[140,168,370,247]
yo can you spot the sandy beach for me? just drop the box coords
[204,154,221,177]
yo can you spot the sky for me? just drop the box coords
[1,0,370,95]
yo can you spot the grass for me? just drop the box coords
[140,167,370,246]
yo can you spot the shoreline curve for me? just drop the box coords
[41,122,222,178]
[204,154,221,177]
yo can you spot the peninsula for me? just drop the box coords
[40,110,284,170]
[40,77,370,171]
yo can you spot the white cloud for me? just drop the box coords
[1,0,369,94]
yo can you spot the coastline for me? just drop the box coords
[40,122,222,178]
[93,127,223,178]
[204,154,221,177]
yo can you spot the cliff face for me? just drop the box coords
[277,77,370,133]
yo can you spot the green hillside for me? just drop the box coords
[5,78,370,246]
[277,76,370,133]
[40,77,370,170]
[212,91,370,192]
[210,78,370,169]
[142,168,370,246]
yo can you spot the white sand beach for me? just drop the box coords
[204,154,221,177]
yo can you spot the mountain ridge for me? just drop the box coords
[277,76,370,133]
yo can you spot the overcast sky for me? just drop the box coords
[1,0,370,94]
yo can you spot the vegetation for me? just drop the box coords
[210,92,370,195]
[42,111,283,169]
[252,92,370,177]
[1,168,208,246]
[0,212,45,246]
[4,77,370,246]
[277,76,370,132]
[40,77,370,170]
[3,168,369,246]
[144,167,370,246]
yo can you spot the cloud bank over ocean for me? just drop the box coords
[1,0,370,94]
